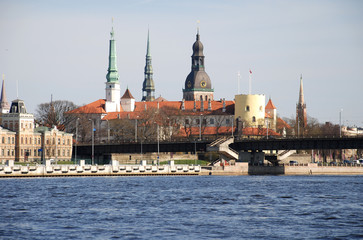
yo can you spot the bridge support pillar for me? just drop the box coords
[238,151,265,165]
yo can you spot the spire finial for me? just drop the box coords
[196,20,200,37]
[2,74,4,81]
[110,17,115,39]
[146,28,151,57]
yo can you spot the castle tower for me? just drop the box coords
[105,25,121,112]
[142,30,155,101]
[183,29,213,101]
[0,75,10,114]
[265,98,277,131]
[121,88,135,112]
[296,75,307,136]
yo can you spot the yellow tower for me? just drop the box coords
[235,94,265,128]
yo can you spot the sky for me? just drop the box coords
[1,0,362,127]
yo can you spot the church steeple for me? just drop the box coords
[105,21,121,112]
[142,29,155,101]
[183,28,213,101]
[0,74,10,114]
[296,74,307,137]
[106,26,119,83]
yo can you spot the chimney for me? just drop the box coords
[193,99,196,112]
[181,99,185,111]
[222,98,226,112]
[144,104,147,111]
[200,98,204,112]
[117,114,120,119]
[208,99,211,111]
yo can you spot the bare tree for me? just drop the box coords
[35,100,78,130]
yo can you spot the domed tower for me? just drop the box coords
[183,29,213,101]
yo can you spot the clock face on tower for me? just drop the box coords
[187,81,192,88]
[200,80,207,88]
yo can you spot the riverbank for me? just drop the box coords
[1,161,363,177]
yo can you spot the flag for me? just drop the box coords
[249,69,252,74]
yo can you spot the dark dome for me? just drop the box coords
[192,34,204,56]
[185,71,211,89]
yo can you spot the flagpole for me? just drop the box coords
[249,69,252,95]
[237,71,240,94]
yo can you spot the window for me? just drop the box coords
[21,149,23,156]
[67,139,70,145]
[1,137,4,144]
[246,106,250,112]
[63,139,65,145]
[47,139,49,144]
[252,116,256,122]
[58,138,60,145]
[196,119,200,125]
[226,119,230,125]
[210,118,214,125]
[7,149,10,156]
[25,137,27,144]
[8,137,10,144]
[202,119,207,125]
[21,137,23,144]
[12,150,14,156]
[12,137,14,144]
[62,150,65,156]
[34,149,37,156]
[1,149,4,156]
[185,119,189,125]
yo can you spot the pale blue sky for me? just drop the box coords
[1,0,362,126]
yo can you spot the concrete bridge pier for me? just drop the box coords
[239,151,265,165]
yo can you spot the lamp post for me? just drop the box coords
[135,116,139,142]
[340,109,343,138]
[231,116,234,137]
[157,123,160,165]
[89,119,94,165]
[200,115,202,140]
[266,120,269,140]
[75,118,79,164]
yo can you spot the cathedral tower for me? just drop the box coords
[105,25,121,112]
[142,30,155,101]
[296,75,307,136]
[183,29,213,101]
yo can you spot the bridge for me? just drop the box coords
[75,137,363,162]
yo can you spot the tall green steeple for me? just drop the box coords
[105,22,121,112]
[142,29,155,101]
[106,26,119,83]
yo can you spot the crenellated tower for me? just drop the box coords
[183,28,213,101]
[142,30,155,101]
[296,74,307,136]
[105,25,121,112]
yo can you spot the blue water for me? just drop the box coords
[0,176,362,239]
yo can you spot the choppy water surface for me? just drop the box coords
[0,175,362,239]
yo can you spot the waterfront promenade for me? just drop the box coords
[1,160,363,177]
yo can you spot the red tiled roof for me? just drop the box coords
[277,117,291,129]
[102,100,235,120]
[178,126,235,137]
[265,98,277,110]
[66,99,106,114]
[121,89,135,99]
[265,112,272,118]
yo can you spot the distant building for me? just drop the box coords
[296,75,307,136]
[0,76,10,125]
[1,98,73,162]
[183,29,214,101]
[142,30,155,101]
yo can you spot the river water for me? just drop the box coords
[0,175,362,239]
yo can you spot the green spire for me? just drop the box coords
[106,25,119,83]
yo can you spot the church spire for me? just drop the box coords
[105,20,121,112]
[298,74,304,105]
[183,27,214,101]
[142,29,155,101]
[0,74,10,114]
[296,74,307,137]
[106,21,119,83]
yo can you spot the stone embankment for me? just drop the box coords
[0,160,200,178]
[1,161,363,178]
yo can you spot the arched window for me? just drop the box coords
[252,116,256,122]
[246,106,250,112]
